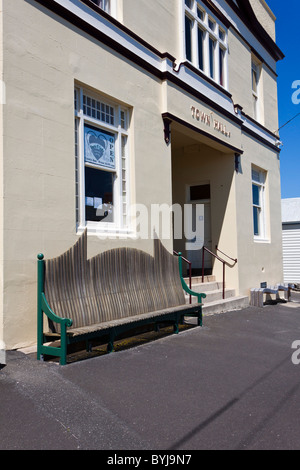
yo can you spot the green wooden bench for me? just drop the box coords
[37,231,206,365]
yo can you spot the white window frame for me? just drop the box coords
[251,58,261,122]
[182,0,228,89]
[75,86,130,235]
[89,0,118,18]
[252,167,268,241]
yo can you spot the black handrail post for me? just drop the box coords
[202,245,235,300]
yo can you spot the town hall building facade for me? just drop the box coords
[0,0,284,356]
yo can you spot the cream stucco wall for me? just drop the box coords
[228,29,279,131]
[235,134,283,295]
[227,29,253,116]
[2,0,173,349]
[261,64,279,133]
[122,0,181,60]
[0,0,3,352]
[249,0,276,41]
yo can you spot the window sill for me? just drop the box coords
[181,61,231,98]
[77,224,137,239]
[253,237,270,244]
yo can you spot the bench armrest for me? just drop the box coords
[37,253,73,328]
[177,253,206,303]
[180,278,206,303]
[41,293,73,328]
[37,253,73,365]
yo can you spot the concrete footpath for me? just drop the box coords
[1,302,300,451]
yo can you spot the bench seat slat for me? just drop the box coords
[66,303,202,337]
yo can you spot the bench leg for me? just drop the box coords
[59,324,68,366]
[198,310,203,327]
[107,331,115,354]
[173,314,180,334]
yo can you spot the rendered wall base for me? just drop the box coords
[0,341,6,366]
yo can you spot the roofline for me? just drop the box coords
[262,0,276,22]
[224,0,284,62]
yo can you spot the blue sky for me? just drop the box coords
[266,0,300,199]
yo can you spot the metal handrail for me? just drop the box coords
[174,250,192,304]
[215,246,237,265]
[202,246,237,300]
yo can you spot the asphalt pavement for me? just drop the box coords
[1,301,300,451]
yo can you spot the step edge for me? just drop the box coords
[202,295,249,307]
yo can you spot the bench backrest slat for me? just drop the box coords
[44,231,185,330]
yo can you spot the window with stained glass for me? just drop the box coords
[74,86,130,231]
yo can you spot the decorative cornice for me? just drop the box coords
[30,0,241,124]
[175,61,233,99]
[28,0,281,152]
[162,112,244,155]
[225,0,284,62]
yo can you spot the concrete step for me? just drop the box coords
[202,296,249,316]
[184,275,216,284]
[185,287,235,303]
[183,277,249,315]
[184,295,249,321]
[185,281,224,293]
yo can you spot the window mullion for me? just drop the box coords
[197,26,204,71]
[215,40,220,86]
[191,17,198,66]
[203,30,210,76]
[185,14,193,62]
[223,48,228,89]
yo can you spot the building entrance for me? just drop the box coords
[186,184,212,274]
